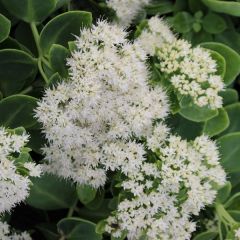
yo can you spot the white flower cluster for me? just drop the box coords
[106,0,151,26]
[137,17,224,109]
[235,228,240,239]
[0,127,41,213]
[0,221,31,240]
[105,127,226,239]
[35,20,169,188]
[137,16,175,56]
[157,40,224,108]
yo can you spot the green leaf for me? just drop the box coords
[27,129,45,154]
[203,108,229,136]
[145,2,174,15]
[221,103,240,135]
[85,191,104,210]
[192,22,201,33]
[14,22,38,56]
[216,181,232,203]
[224,192,240,210]
[76,184,97,205]
[229,210,240,221]
[202,13,227,34]
[57,217,102,240]
[215,29,240,54]
[188,1,206,12]
[49,72,62,86]
[27,173,77,210]
[173,11,194,33]
[202,0,240,16]
[218,132,240,173]
[37,223,60,240]
[208,49,226,78]
[193,231,218,240]
[167,113,204,140]
[0,95,37,129]
[39,11,92,55]
[1,0,57,23]
[0,14,11,43]
[55,0,69,9]
[179,104,218,122]
[95,220,107,235]
[0,49,37,96]
[49,44,69,78]
[200,42,240,85]
[220,89,238,106]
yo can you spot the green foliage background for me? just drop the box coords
[1,0,240,239]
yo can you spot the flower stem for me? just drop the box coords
[30,22,41,55]
[30,22,50,85]
[38,58,49,85]
[67,199,78,218]
[19,86,33,95]
[215,203,236,226]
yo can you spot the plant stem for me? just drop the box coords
[67,199,78,218]
[30,22,41,55]
[30,22,50,85]
[19,86,33,95]
[215,203,236,226]
[38,58,49,85]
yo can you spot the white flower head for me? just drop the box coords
[36,20,169,188]
[235,228,240,239]
[137,16,176,55]
[0,127,41,213]
[105,126,226,239]
[0,221,31,240]
[106,0,151,26]
[136,17,224,109]
[157,39,224,109]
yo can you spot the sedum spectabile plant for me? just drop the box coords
[0,127,41,214]
[1,0,240,239]
[36,19,226,239]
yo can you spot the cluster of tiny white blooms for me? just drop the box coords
[105,125,226,240]
[235,228,240,239]
[35,20,169,188]
[0,221,31,240]
[137,16,176,56]
[203,217,218,232]
[0,127,41,213]
[106,0,151,26]
[156,39,224,109]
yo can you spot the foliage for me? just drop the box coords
[0,0,240,239]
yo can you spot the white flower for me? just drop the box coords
[235,228,240,239]
[105,126,226,239]
[137,16,176,55]
[137,17,224,109]
[157,39,224,109]
[106,0,151,26]
[0,127,41,213]
[24,162,42,177]
[36,20,169,188]
[0,221,32,240]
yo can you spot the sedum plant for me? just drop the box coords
[0,127,41,214]
[0,0,240,239]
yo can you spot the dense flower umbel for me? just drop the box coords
[0,221,31,240]
[105,127,226,240]
[136,16,175,56]
[106,0,151,26]
[35,20,169,188]
[235,228,240,239]
[137,17,224,109]
[0,127,41,213]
